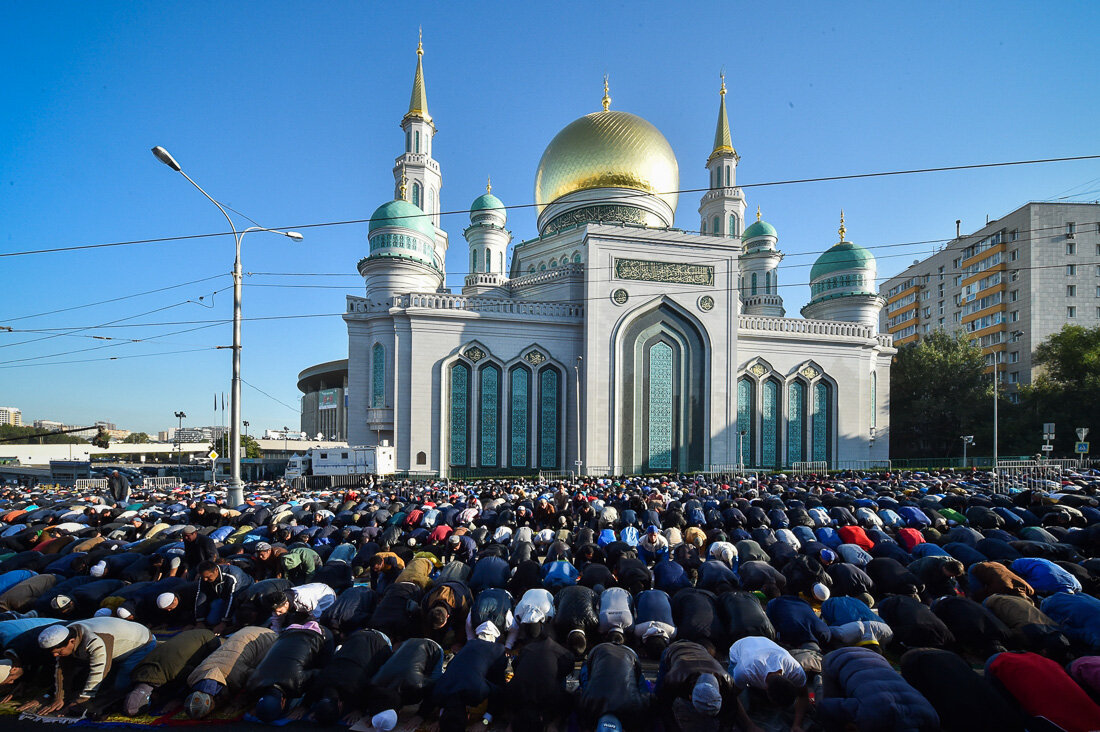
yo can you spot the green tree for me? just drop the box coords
[0,424,87,445]
[890,330,993,458]
[217,433,261,459]
[122,432,151,444]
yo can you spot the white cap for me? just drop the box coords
[38,625,70,649]
[371,709,397,731]
[812,582,831,602]
[156,592,177,610]
[90,561,107,578]
[50,595,73,611]
[0,659,12,684]
[117,606,133,619]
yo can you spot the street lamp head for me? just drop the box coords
[284,231,304,242]
[151,146,182,172]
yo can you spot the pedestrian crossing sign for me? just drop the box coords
[1076,442,1090,454]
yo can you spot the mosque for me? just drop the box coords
[339,40,895,476]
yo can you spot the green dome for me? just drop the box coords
[810,241,875,281]
[742,219,777,241]
[471,192,505,214]
[368,199,436,241]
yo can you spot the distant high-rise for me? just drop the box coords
[879,201,1100,401]
[0,408,22,427]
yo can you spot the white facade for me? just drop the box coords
[0,408,22,427]
[343,48,894,476]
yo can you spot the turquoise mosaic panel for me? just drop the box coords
[762,380,778,467]
[737,379,753,466]
[813,382,829,462]
[509,368,529,468]
[539,369,559,469]
[371,343,385,408]
[449,364,469,466]
[479,366,500,467]
[647,342,674,470]
[788,381,804,464]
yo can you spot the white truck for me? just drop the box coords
[284,444,396,480]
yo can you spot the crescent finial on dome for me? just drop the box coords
[602,75,611,112]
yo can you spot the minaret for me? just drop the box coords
[462,176,511,295]
[393,29,448,261]
[698,72,746,238]
[739,206,785,316]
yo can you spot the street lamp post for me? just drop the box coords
[174,411,186,478]
[152,146,302,507]
[961,435,974,469]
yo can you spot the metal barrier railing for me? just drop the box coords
[74,479,108,491]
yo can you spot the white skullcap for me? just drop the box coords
[117,606,133,619]
[0,659,12,684]
[90,561,107,577]
[38,625,70,649]
[475,620,501,642]
[371,709,398,731]
[156,592,177,610]
[93,607,112,617]
[50,595,73,611]
[812,582,831,602]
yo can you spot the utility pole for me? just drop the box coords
[173,411,186,479]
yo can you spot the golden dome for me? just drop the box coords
[534,110,679,215]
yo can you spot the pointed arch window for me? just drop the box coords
[479,364,501,467]
[538,367,561,469]
[751,272,758,296]
[414,131,421,153]
[405,130,411,153]
[713,216,720,235]
[762,379,779,467]
[701,220,706,234]
[471,249,479,273]
[509,366,530,468]
[788,380,805,464]
[412,182,421,208]
[725,166,731,186]
[737,378,754,467]
[729,214,738,238]
[870,371,877,429]
[812,381,832,463]
[573,252,582,263]
[449,362,471,466]
[371,343,385,408]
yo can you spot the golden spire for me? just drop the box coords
[399,166,408,200]
[602,74,611,112]
[417,26,423,57]
[405,28,431,124]
[486,175,492,194]
[709,70,735,162]
[838,209,847,242]
[756,205,761,221]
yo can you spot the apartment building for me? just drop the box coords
[879,202,1100,400]
[0,408,22,427]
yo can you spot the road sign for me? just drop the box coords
[208,450,219,460]
[1041,444,1054,452]
[1044,423,1056,434]
[1078,428,1090,441]
[1076,442,1090,454]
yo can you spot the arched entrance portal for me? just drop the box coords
[618,302,707,472]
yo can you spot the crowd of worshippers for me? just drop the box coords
[0,470,1099,731]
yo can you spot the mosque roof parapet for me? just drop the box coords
[508,262,584,289]
[394,292,585,320]
[738,314,889,344]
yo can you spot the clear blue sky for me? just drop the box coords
[3,2,1099,435]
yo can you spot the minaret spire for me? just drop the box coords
[602,74,611,111]
[839,209,847,242]
[406,28,431,124]
[710,70,735,161]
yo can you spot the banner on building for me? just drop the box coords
[319,388,339,410]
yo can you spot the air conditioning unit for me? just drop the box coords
[1067,232,1076,239]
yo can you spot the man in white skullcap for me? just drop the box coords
[30,617,154,716]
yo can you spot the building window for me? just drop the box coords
[449,362,470,466]
[729,214,739,238]
[787,381,804,465]
[478,364,501,467]
[923,307,931,318]
[737,378,754,467]
[509,367,530,468]
[761,379,779,468]
[1067,222,1076,235]
[1010,271,1019,282]
[1009,351,1019,364]
[812,382,831,463]
[371,343,385,407]
[1009,249,1019,262]
[1010,229,1019,242]
[416,451,427,465]
[751,272,758,296]
[414,131,420,153]
[1010,290,1018,302]
[1008,371,1019,384]
[1067,264,1077,276]
[538,368,560,469]
[700,220,706,234]
[1067,242,1077,255]
[1009,311,1019,322]
[1008,393,1020,404]
[471,249,478,273]
[412,181,421,208]
[1068,285,1077,297]
[870,371,877,429]
[713,216,720,235]
[1068,306,1077,318]
[954,312,962,322]
[648,342,675,470]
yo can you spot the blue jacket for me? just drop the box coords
[1041,592,1100,650]
[766,596,830,647]
[818,647,939,732]
[822,596,881,626]
[1011,558,1082,595]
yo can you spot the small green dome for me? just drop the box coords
[368,199,436,241]
[742,219,777,241]
[810,241,875,281]
[471,192,505,214]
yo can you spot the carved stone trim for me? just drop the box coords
[544,204,649,233]
[611,288,629,305]
[749,363,767,377]
[698,295,715,312]
[523,350,546,366]
[614,258,715,286]
[464,346,486,363]
[800,365,820,380]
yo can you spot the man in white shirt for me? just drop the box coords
[727,636,810,732]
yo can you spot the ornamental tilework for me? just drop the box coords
[647,343,674,470]
[371,343,385,408]
[788,381,804,464]
[524,350,546,366]
[614,258,715,286]
[762,380,778,468]
[479,366,499,467]
[539,370,559,469]
[464,346,486,363]
[510,368,529,468]
[813,382,829,462]
[449,364,469,466]
[737,379,753,467]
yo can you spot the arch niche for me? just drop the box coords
[617,300,708,473]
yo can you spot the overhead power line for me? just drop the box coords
[1,154,1098,259]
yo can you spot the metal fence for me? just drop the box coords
[791,461,829,475]
[74,479,107,491]
[992,459,1081,494]
[142,477,180,490]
